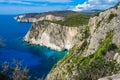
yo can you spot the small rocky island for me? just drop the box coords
[15,2,120,80]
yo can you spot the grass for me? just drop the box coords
[117,48,120,54]
[94,12,100,16]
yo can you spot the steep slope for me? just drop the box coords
[45,3,120,80]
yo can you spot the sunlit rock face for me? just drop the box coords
[24,21,82,51]
[14,14,64,22]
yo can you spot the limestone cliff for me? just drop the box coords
[14,14,64,22]
[24,21,88,51]
[98,73,120,80]
[45,3,120,80]
[14,10,76,22]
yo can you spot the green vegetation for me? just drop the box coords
[45,13,90,27]
[52,31,120,80]
[1,61,31,80]
[94,12,100,16]
[75,31,120,80]
[94,31,114,56]
[106,13,117,23]
[117,48,120,54]
[97,20,102,28]
[76,26,90,41]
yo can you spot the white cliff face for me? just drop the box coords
[24,21,80,51]
[38,15,64,22]
[84,5,120,56]
[98,73,120,80]
[14,14,64,22]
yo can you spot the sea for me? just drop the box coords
[0,15,67,79]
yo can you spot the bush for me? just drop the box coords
[94,12,100,16]
[1,61,30,80]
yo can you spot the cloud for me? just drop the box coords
[72,0,120,11]
[0,4,68,14]
[0,0,72,14]
[72,2,93,11]
[0,0,72,5]
[28,0,72,3]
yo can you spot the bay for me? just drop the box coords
[0,15,67,79]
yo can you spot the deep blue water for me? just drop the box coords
[0,15,67,79]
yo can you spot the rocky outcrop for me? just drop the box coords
[85,5,120,56]
[14,10,77,22]
[45,3,120,80]
[24,21,87,51]
[14,14,64,22]
[98,73,120,80]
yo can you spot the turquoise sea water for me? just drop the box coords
[0,15,67,79]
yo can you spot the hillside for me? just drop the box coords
[14,10,96,23]
[14,10,76,22]
[45,13,90,26]
[45,2,120,80]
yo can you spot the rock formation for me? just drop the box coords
[14,14,64,22]
[22,2,120,80]
[24,21,88,51]
[14,10,76,22]
[45,2,120,80]
[98,73,120,80]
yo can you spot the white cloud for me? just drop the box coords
[9,1,32,5]
[0,0,72,4]
[31,0,72,3]
[0,4,68,14]
[72,0,120,11]
[72,2,93,11]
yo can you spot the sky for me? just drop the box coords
[0,0,120,14]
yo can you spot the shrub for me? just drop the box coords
[94,12,100,16]
[1,61,31,80]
